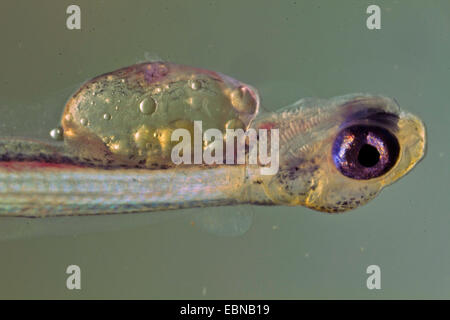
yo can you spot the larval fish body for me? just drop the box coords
[0,62,426,216]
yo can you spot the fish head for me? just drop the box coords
[257,94,426,212]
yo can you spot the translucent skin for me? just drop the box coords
[0,160,249,217]
[0,62,426,216]
[61,62,260,169]
[249,95,425,212]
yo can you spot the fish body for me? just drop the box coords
[0,62,426,216]
[0,160,251,217]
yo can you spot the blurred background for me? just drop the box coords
[0,0,448,299]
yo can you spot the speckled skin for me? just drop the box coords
[0,63,426,216]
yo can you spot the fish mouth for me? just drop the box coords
[402,110,427,162]
[381,110,426,185]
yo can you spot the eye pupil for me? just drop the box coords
[357,144,380,168]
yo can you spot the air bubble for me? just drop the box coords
[190,80,202,90]
[49,127,64,140]
[139,97,156,115]
[80,118,88,126]
[103,113,111,120]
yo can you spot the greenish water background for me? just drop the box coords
[0,0,448,299]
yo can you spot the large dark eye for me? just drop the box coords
[332,125,400,180]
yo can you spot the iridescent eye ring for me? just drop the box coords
[332,125,400,180]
